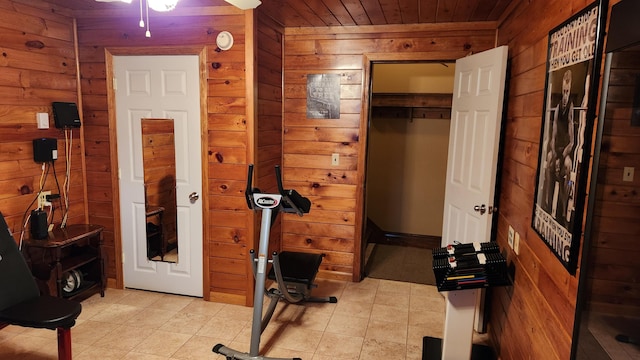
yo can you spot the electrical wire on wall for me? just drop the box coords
[51,161,66,227]
[19,163,50,250]
[61,128,73,228]
[21,130,74,246]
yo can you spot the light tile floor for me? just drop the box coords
[0,278,489,360]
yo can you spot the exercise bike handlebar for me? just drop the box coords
[245,164,257,210]
[275,165,311,216]
[244,164,311,216]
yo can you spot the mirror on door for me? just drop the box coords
[141,118,178,263]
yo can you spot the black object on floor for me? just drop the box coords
[422,336,495,360]
[615,334,639,344]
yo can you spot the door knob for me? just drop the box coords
[473,204,486,215]
[189,192,199,203]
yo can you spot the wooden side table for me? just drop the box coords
[23,224,105,301]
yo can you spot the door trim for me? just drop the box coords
[358,50,474,281]
[104,46,210,300]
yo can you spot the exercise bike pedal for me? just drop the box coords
[304,295,338,303]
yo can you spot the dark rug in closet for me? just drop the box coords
[365,244,436,285]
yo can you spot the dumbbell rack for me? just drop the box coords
[432,242,511,292]
[424,242,511,360]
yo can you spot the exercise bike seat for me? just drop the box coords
[268,251,323,288]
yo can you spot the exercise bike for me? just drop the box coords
[213,165,337,360]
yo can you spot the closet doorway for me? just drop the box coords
[364,62,454,285]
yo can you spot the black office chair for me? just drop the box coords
[0,212,82,360]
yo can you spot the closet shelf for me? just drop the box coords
[371,93,452,119]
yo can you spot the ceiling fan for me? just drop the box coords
[223,0,262,10]
[94,0,261,37]
[95,0,177,12]
[94,0,262,11]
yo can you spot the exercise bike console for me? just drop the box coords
[245,164,310,215]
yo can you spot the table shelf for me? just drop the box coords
[23,224,105,301]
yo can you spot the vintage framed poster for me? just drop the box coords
[532,1,607,274]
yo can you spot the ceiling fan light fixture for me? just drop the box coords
[95,0,181,37]
[224,0,262,10]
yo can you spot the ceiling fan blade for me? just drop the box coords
[224,0,261,10]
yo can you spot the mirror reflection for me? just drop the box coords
[575,42,640,359]
[142,118,178,263]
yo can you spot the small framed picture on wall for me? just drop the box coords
[306,74,341,119]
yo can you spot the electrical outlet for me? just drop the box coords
[331,153,340,166]
[38,191,51,209]
[514,231,520,255]
[508,225,514,249]
[36,113,49,129]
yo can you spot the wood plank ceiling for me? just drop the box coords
[259,0,512,27]
[54,0,513,27]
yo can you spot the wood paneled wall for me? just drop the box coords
[203,14,251,304]
[281,24,497,280]
[0,1,86,238]
[589,45,640,316]
[255,13,284,256]
[493,0,613,359]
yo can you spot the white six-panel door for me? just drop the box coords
[440,46,509,359]
[114,55,203,297]
[442,46,509,247]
